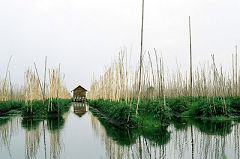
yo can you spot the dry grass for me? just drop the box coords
[89,48,240,101]
[0,57,71,114]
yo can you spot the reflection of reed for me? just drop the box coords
[49,131,61,159]
[0,117,19,150]
[90,112,120,158]
[90,115,240,159]
[174,126,188,159]
[90,109,171,158]
[233,123,240,159]
[90,112,101,138]
[168,123,237,159]
[0,118,12,147]
[25,122,42,159]
[47,117,66,159]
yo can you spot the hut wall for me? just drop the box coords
[73,88,86,98]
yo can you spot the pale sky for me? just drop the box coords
[0,0,240,90]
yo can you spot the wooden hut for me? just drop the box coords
[72,85,87,102]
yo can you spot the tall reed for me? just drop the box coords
[89,46,240,105]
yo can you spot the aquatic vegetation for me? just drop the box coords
[88,99,136,127]
[89,96,240,129]
[0,99,71,119]
[88,49,240,124]
[184,96,239,118]
[228,97,240,116]
[0,56,71,119]
[166,97,189,116]
[91,105,171,146]
[139,98,171,122]
[0,100,25,116]
[22,99,71,118]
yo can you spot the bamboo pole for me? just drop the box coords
[160,53,164,97]
[189,16,194,159]
[136,0,145,115]
[189,16,193,97]
[8,71,13,100]
[232,53,235,96]
[154,49,161,97]
[57,64,61,114]
[235,45,238,96]
[148,51,155,87]
[43,56,47,101]
[3,56,12,100]
[34,63,44,99]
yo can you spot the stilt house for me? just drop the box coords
[72,85,87,102]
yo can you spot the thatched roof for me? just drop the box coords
[72,85,87,92]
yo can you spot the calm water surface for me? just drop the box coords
[0,103,239,159]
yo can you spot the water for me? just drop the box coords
[0,103,239,159]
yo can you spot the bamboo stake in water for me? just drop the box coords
[235,45,238,95]
[34,63,44,99]
[148,51,155,88]
[159,53,164,97]
[43,56,47,102]
[57,63,61,114]
[189,16,194,159]
[8,71,13,100]
[3,56,12,100]
[154,49,161,97]
[232,53,235,96]
[136,0,145,115]
[189,16,193,97]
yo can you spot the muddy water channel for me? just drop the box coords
[0,103,240,159]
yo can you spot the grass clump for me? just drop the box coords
[166,97,189,116]
[0,100,25,116]
[89,96,240,127]
[88,99,136,127]
[22,98,71,118]
[88,98,171,128]
[184,97,233,118]
[0,98,71,119]
[90,104,171,146]
[228,97,240,116]
[139,98,171,122]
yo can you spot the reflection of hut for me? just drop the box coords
[71,85,87,102]
[73,103,88,117]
